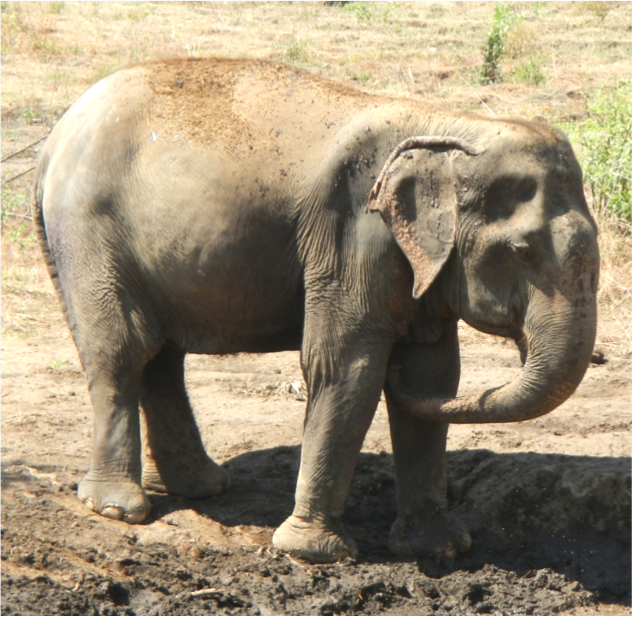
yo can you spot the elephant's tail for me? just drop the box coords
[32,145,72,333]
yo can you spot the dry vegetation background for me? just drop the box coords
[1,3,631,616]
[1,0,630,353]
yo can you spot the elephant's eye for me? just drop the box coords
[515,177,537,202]
[483,175,537,222]
[508,241,536,264]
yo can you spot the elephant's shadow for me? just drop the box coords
[149,445,630,598]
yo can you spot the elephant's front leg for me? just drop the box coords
[272,327,392,563]
[385,325,471,559]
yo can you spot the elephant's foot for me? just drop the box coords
[78,477,151,524]
[272,514,358,563]
[142,453,230,498]
[389,512,471,560]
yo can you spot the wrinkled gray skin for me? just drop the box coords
[34,59,599,564]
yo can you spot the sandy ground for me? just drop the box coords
[1,294,630,615]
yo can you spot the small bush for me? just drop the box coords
[354,71,372,85]
[47,2,65,14]
[0,188,27,224]
[479,4,522,85]
[343,1,398,24]
[281,38,309,65]
[512,57,546,85]
[6,224,36,252]
[345,1,373,22]
[504,20,540,60]
[531,1,549,16]
[563,81,631,224]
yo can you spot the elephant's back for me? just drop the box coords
[137,57,387,159]
[38,57,390,210]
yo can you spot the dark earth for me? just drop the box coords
[2,331,630,616]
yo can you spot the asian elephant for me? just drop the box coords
[33,58,599,564]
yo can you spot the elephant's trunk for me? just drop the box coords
[387,220,599,424]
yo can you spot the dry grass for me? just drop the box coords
[1,1,630,352]
[592,212,632,353]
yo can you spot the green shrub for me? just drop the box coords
[345,1,373,22]
[343,1,398,24]
[479,4,522,85]
[532,1,549,15]
[281,38,309,65]
[512,57,546,85]
[7,224,36,251]
[563,81,631,224]
[0,188,27,224]
[47,2,65,14]
[354,71,372,85]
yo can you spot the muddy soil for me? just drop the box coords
[1,301,630,616]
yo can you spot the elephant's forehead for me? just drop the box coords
[478,122,577,175]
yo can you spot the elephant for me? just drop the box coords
[33,58,599,564]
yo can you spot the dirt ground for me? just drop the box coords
[1,307,631,616]
[1,2,631,616]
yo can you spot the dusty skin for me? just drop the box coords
[1,2,631,615]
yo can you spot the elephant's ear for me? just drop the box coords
[368,136,477,299]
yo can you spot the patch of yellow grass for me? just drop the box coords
[1,221,56,338]
[594,212,632,354]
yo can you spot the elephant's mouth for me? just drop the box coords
[387,274,597,425]
[515,334,528,366]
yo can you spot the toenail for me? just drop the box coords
[124,510,147,524]
[101,506,125,521]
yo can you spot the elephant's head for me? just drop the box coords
[369,121,599,423]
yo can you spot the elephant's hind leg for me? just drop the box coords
[78,345,151,523]
[70,276,156,524]
[78,372,151,524]
[140,344,229,498]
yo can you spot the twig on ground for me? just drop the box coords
[190,588,221,598]
[1,134,49,163]
[3,213,33,221]
[2,166,36,185]
[284,553,309,569]
[177,587,221,599]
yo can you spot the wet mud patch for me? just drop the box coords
[447,450,631,598]
[2,447,629,615]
